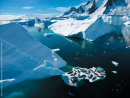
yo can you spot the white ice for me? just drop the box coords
[52,48,60,52]
[43,33,53,37]
[112,71,117,74]
[111,61,119,66]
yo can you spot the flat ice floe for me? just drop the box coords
[111,61,119,66]
[0,23,66,87]
[52,48,60,52]
[112,71,117,74]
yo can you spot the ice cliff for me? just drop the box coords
[0,23,66,87]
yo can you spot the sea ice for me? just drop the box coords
[0,23,66,87]
[112,71,117,74]
[52,48,60,52]
[111,61,119,66]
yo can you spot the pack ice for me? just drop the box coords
[0,23,66,87]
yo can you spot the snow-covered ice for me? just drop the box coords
[112,71,117,74]
[52,48,60,52]
[111,61,119,66]
[0,23,66,87]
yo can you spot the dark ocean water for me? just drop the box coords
[2,26,130,98]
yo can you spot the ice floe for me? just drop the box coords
[52,48,60,52]
[111,61,119,66]
[112,71,117,74]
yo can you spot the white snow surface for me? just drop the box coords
[0,23,66,87]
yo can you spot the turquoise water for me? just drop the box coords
[2,26,130,98]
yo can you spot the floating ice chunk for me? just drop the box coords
[61,67,106,87]
[111,61,119,66]
[0,23,66,87]
[44,33,53,37]
[52,48,60,52]
[49,16,115,41]
[112,71,117,74]
[106,43,109,45]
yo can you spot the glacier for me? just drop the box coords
[0,23,67,87]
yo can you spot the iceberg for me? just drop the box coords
[49,16,115,41]
[34,17,44,28]
[112,71,117,74]
[0,23,66,87]
[52,48,60,52]
[43,33,53,37]
[34,18,54,29]
[111,61,118,66]
[61,67,106,87]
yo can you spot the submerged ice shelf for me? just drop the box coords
[0,23,66,87]
[61,67,106,87]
